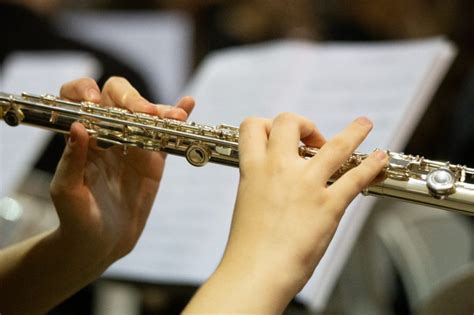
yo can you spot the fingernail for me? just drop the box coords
[68,133,76,146]
[87,89,100,102]
[374,150,387,160]
[355,116,373,127]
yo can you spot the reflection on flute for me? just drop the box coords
[1,92,473,215]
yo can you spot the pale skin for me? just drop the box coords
[183,114,388,313]
[0,77,195,315]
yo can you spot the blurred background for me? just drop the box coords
[1,0,473,314]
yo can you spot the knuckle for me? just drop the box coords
[75,77,97,93]
[276,111,297,122]
[240,116,260,130]
[50,173,77,201]
[306,120,316,131]
[78,77,96,86]
[76,78,98,98]
[104,76,126,88]
[108,75,125,83]
[49,180,66,199]
[59,84,69,97]
[60,77,97,97]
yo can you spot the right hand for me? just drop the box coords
[184,113,388,313]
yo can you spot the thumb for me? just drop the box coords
[51,122,89,196]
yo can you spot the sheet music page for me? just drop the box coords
[106,38,455,310]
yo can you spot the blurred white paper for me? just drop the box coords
[57,11,193,104]
[106,38,455,310]
[0,52,100,197]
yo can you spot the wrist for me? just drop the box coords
[210,256,305,313]
[52,227,113,274]
[219,242,314,294]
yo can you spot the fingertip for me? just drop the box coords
[52,123,89,195]
[86,88,101,103]
[176,96,195,115]
[373,150,388,162]
[178,95,195,104]
[69,122,89,149]
[362,151,389,179]
[354,116,373,128]
[165,108,188,121]
[60,77,100,102]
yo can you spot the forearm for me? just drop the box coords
[183,261,299,314]
[0,228,109,315]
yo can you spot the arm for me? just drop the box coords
[0,77,195,315]
[184,114,388,314]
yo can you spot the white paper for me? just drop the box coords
[104,38,455,310]
[0,52,100,197]
[57,11,193,104]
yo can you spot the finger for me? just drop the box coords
[327,150,388,212]
[239,117,272,164]
[163,96,195,121]
[176,96,195,116]
[59,77,101,103]
[102,76,159,114]
[267,112,325,156]
[50,122,89,196]
[311,117,373,181]
[301,126,326,148]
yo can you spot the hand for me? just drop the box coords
[51,77,195,266]
[184,113,388,313]
[0,77,195,314]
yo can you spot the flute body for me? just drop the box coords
[1,92,473,215]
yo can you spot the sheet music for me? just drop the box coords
[103,38,455,310]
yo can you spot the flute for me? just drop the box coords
[1,92,473,215]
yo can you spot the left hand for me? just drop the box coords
[50,76,195,266]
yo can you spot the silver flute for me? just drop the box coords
[1,92,473,216]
